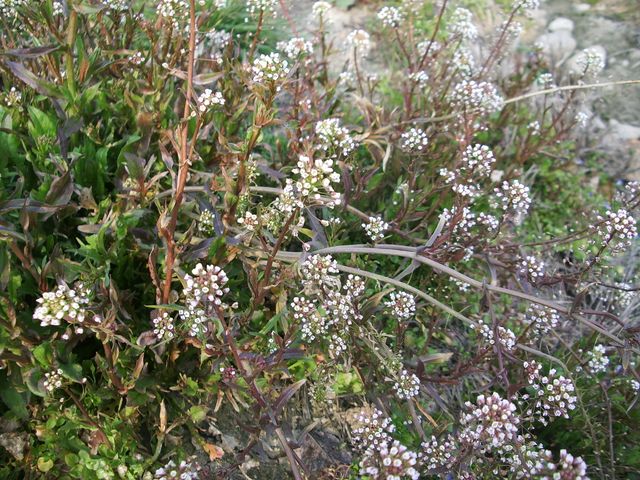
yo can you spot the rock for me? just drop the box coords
[535,30,577,64]
[566,45,607,74]
[608,120,640,141]
[573,3,591,13]
[548,17,574,33]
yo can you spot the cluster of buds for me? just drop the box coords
[522,361,577,425]
[450,80,504,116]
[315,118,359,158]
[196,89,225,114]
[0,0,26,17]
[291,155,341,205]
[492,180,532,217]
[462,144,495,177]
[421,435,458,473]
[178,306,208,338]
[33,283,98,334]
[449,7,478,41]
[350,407,396,451]
[277,37,313,59]
[251,53,290,89]
[3,86,22,108]
[300,254,339,288]
[157,0,188,22]
[183,264,229,312]
[400,128,429,153]
[152,311,175,341]
[291,295,328,341]
[311,1,332,21]
[237,211,259,231]
[393,369,420,400]
[408,70,429,88]
[474,321,516,352]
[525,304,560,335]
[197,210,216,236]
[576,47,605,78]
[459,393,520,450]
[346,29,371,55]
[153,457,200,480]
[595,208,637,254]
[519,255,544,282]
[324,275,364,326]
[246,0,279,17]
[363,215,389,242]
[43,369,64,394]
[358,440,419,480]
[377,6,404,28]
[586,344,609,374]
[384,291,416,320]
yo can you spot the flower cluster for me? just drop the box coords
[291,296,327,341]
[43,369,64,394]
[196,89,225,113]
[183,263,229,312]
[459,393,520,450]
[449,80,504,115]
[384,291,416,320]
[300,254,339,287]
[393,369,420,400]
[153,457,200,480]
[311,1,331,20]
[277,37,313,59]
[399,127,429,153]
[251,53,290,88]
[586,344,609,374]
[3,86,22,108]
[525,304,559,335]
[197,210,216,236]
[315,118,358,157]
[449,7,478,41]
[377,6,404,28]
[33,283,92,331]
[421,435,458,473]
[157,0,188,21]
[178,306,208,338]
[350,408,395,451]
[522,361,577,425]
[492,180,532,216]
[358,440,419,480]
[324,275,364,326]
[237,211,259,231]
[0,0,26,18]
[246,0,279,17]
[346,29,371,54]
[474,321,517,352]
[462,144,495,177]
[103,0,128,12]
[363,215,389,242]
[291,155,341,204]
[152,311,175,341]
[595,208,637,254]
[408,70,429,88]
[576,47,605,78]
[519,255,544,282]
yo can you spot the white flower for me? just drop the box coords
[377,6,404,28]
[246,0,279,17]
[400,127,429,153]
[277,37,313,59]
[152,311,175,340]
[586,344,609,374]
[237,211,259,231]
[595,208,637,254]
[450,80,504,115]
[153,457,200,480]
[315,118,358,157]
[384,291,416,320]
[359,440,419,480]
[311,1,332,20]
[34,283,90,328]
[393,369,420,399]
[576,47,605,78]
[492,179,532,216]
[346,29,371,54]
[363,215,389,242]
[408,70,429,87]
[43,369,64,394]
[300,254,338,287]
[449,7,478,41]
[196,89,225,113]
[251,52,290,87]
[197,210,216,236]
[183,263,230,312]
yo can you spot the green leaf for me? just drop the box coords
[188,405,208,423]
[59,363,84,383]
[0,371,29,419]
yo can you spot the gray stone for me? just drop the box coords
[573,3,591,13]
[536,30,577,63]
[548,17,575,32]
[608,120,640,141]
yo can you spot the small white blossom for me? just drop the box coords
[196,89,225,113]
[449,7,478,41]
[43,369,64,394]
[384,291,416,320]
[400,127,429,153]
[586,344,609,374]
[277,37,313,59]
[393,369,420,400]
[346,29,371,55]
[152,311,175,340]
[251,52,290,87]
[183,263,230,312]
[377,6,404,28]
[363,215,389,242]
